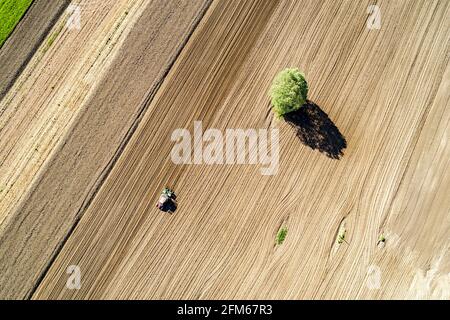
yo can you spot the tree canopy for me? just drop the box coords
[269,68,308,118]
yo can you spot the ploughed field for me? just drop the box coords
[0,0,448,299]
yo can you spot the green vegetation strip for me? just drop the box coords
[0,0,34,48]
[44,22,63,52]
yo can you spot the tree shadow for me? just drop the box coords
[283,101,347,159]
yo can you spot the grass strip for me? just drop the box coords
[0,0,34,48]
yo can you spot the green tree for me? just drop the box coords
[269,68,308,118]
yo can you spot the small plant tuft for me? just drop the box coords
[276,226,288,245]
[377,234,386,246]
[337,228,348,245]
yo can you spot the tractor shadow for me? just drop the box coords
[283,101,347,159]
[161,199,177,214]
